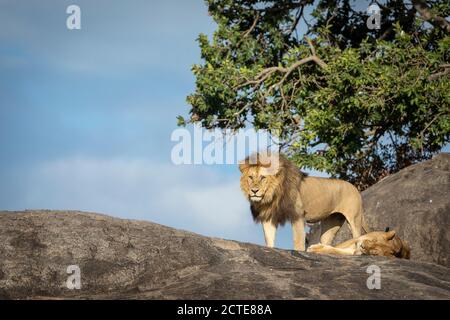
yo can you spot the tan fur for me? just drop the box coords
[239,152,368,251]
[307,230,411,259]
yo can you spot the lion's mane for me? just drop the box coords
[240,153,307,226]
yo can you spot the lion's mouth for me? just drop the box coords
[250,195,263,202]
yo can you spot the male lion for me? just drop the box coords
[239,152,368,251]
[307,230,410,259]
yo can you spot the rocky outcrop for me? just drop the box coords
[1,210,449,299]
[328,153,450,267]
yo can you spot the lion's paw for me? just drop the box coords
[307,243,325,252]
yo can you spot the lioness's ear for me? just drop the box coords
[384,230,396,240]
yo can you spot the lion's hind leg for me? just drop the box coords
[346,211,363,239]
[341,195,365,239]
[319,213,346,245]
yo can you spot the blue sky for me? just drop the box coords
[0,0,305,248]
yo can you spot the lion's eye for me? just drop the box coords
[260,176,266,180]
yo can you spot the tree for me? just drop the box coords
[183,0,450,190]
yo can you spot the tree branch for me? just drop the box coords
[428,64,450,80]
[236,37,327,89]
[254,0,312,13]
[288,5,305,36]
[242,12,260,38]
[412,0,450,33]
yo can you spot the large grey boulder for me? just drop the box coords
[0,210,449,299]
[320,153,450,267]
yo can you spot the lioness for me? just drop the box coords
[239,152,368,251]
[307,230,410,259]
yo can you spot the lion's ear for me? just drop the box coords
[384,230,396,240]
[238,158,249,173]
[258,153,280,176]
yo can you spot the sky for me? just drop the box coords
[0,0,307,249]
[1,1,447,250]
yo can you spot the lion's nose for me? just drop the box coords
[251,188,259,194]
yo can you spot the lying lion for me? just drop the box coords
[307,230,410,259]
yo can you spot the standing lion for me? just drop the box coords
[239,152,368,251]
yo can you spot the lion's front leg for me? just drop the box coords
[262,221,277,248]
[307,243,356,256]
[292,218,305,251]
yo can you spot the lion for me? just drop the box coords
[307,230,410,259]
[239,152,368,251]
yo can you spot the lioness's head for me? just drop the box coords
[356,230,411,259]
[238,152,281,203]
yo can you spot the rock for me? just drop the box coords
[1,210,449,299]
[327,153,450,267]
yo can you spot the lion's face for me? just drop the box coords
[356,240,395,257]
[239,152,306,225]
[239,164,280,203]
[354,231,409,258]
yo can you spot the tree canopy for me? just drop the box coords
[183,0,450,189]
